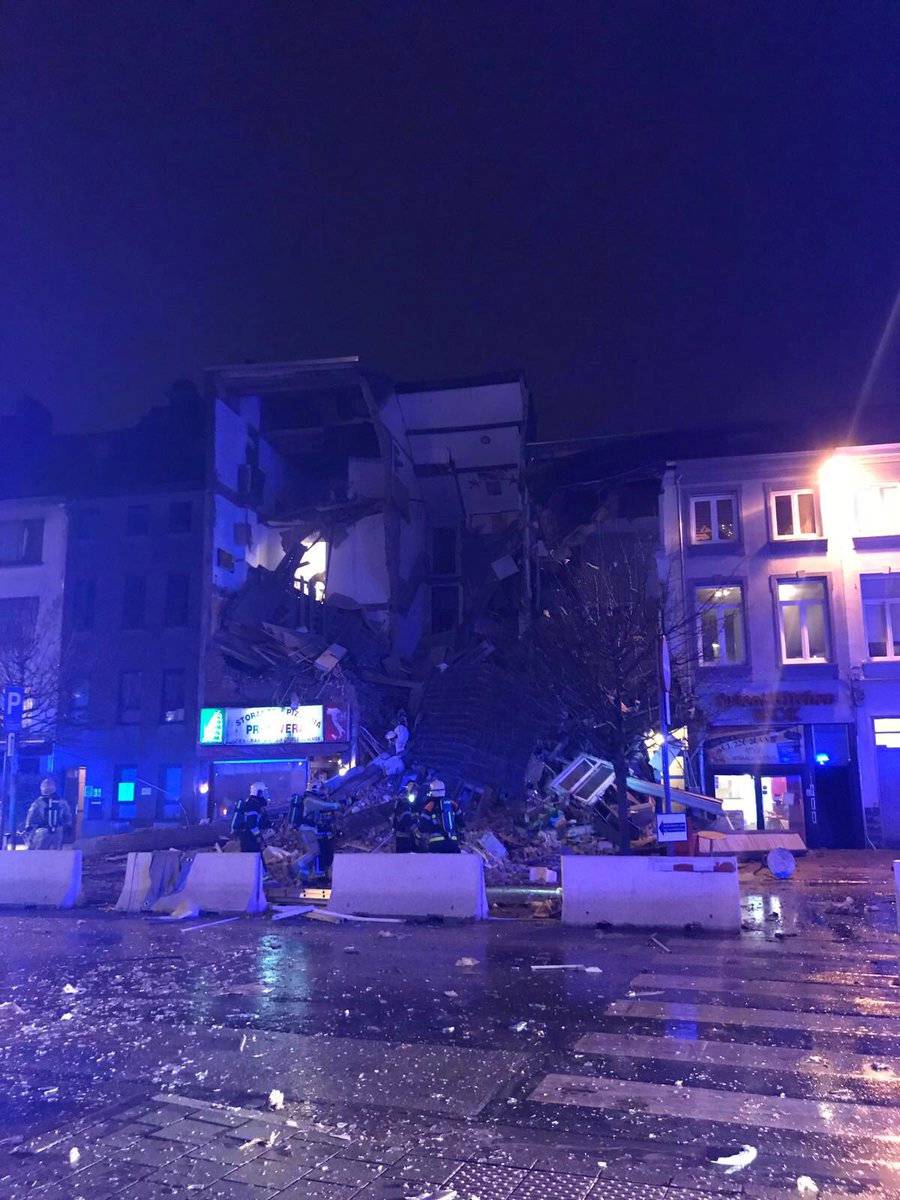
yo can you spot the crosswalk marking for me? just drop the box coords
[574,1030,900,1080]
[630,972,900,1013]
[529,1072,900,1141]
[605,998,900,1036]
[618,957,895,987]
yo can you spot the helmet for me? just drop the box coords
[250,782,268,800]
[428,779,446,798]
[39,778,56,797]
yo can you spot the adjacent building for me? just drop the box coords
[661,442,900,848]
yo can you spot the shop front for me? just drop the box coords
[197,703,350,818]
[703,723,863,849]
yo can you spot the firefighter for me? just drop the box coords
[392,779,421,853]
[231,782,271,853]
[23,778,72,850]
[296,774,342,879]
[419,779,463,853]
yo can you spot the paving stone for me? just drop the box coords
[276,1182,360,1200]
[148,1116,223,1144]
[225,1157,308,1189]
[191,1107,252,1128]
[340,1138,409,1166]
[193,1181,278,1200]
[532,1151,607,1178]
[261,1139,340,1170]
[121,1139,190,1169]
[449,1161,527,1199]
[304,1155,388,1187]
[189,1138,268,1167]
[386,1153,467,1183]
[132,1106,187,1128]
[473,1143,541,1169]
[509,1171,597,1200]
[224,1120,281,1143]
[144,1155,233,1188]
[586,1182,669,1200]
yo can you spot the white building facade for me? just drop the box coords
[661,443,900,848]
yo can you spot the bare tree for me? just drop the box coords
[527,532,705,852]
[0,599,62,740]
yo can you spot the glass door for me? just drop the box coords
[760,774,806,839]
[713,773,760,831]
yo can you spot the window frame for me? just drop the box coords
[121,575,147,630]
[163,572,190,627]
[775,576,832,664]
[117,669,143,724]
[768,487,822,541]
[70,577,96,631]
[0,518,45,566]
[694,582,748,667]
[160,668,187,723]
[855,482,900,537]
[114,765,138,820]
[861,573,900,660]
[688,493,739,546]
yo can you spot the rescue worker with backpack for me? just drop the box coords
[231,782,272,853]
[23,778,72,850]
[392,776,423,853]
[418,779,463,853]
[289,772,342,879]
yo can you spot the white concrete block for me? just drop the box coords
[0,850,82,908]
[894,861,900,932]
[561,855,741,932]
[328,853,489,919]
[152,852,266,915]
[115,850,183,912]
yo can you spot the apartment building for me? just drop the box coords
[661,442,900,848]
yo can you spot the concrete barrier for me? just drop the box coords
[561,855,741,932]
[894,861,900,932]
[0,850,82,908]
[152,852,267,916]
[115,850,183,912]
[328,853,489,919]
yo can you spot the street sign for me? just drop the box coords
[2,685,24,732]
[656,811,688,843]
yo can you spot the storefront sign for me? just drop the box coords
[705,726,805,766]
[714,691,833,720]
[199,705,346,746]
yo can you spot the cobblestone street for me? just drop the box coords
[0,854,898,1199]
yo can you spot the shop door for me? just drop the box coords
[810,763,861,848]
[759,774,806,841]
[713,774,759,831]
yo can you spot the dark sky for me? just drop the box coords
[2,2,899,440]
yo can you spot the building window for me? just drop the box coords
[0,518,44,565]
[122,576,147,629]
[160,668,186,723]
[115,765,138,820]
[0,596,39,644]
[431,527,459,575]
[861,574,900,659]
[70,578,96,631]
[168,500,193,533]
[158,765,183,821]
[695,584,746,665]
[776,578,830,662]
[126,504,151,535]
[67,678,91,724]
[856,483,900,537]
[430,584,460,635]
[163,573,189,626]
[690,495,737,544]
[874,717,900,749]
[216,548,235,572]
[769,489,820,540]
[117,670,143,724]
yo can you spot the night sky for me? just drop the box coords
[2,3,899,440]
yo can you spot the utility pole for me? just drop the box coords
[659,632,673,816]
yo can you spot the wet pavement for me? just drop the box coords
[0,850,898,1198]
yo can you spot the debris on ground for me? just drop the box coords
[268,1089,285,1111]
[455,957,479,968]
[796,1176,819,1196]
[650,935,671,953]
[68,1147,81,1166]
[708,1144,758,1174]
